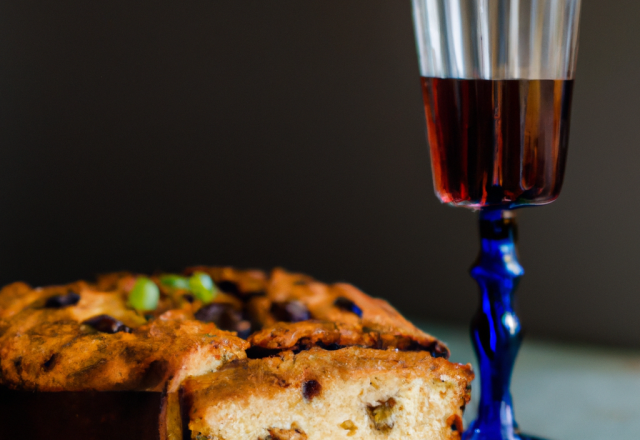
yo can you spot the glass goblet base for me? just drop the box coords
[463,429,549,440]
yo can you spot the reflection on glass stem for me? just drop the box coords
[464,209,530,440]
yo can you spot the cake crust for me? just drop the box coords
[0,303,248,392]
[185,346,473,415]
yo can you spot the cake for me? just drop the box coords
[0,266,473,440]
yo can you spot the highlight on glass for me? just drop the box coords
[413,0,581,209]
[411,1,582,440]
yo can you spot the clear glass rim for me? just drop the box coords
[412,0,582,80]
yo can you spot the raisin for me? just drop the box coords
[302,380,321,401]
[333,296,362,317]
[44,292,81,309]
[196,302,234,323]
[43,353,58,372]
[270,301,310,323]
[83,315,132,334]
[431,343,450,359]
[367,398,396,432]
[195,303,252,338]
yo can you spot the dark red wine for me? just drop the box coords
[421,77,574,209]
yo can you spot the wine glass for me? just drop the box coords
[411,1,582,439]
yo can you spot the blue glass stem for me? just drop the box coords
[463,209,526,440]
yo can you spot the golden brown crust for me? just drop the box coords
[0,306,247,392]
[246,268,448,356]
[247,320,446,355]
[0,281,90,321]
[0,266,452,394]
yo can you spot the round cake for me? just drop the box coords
[0,266,473,440]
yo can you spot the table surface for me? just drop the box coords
[417,321,640,440]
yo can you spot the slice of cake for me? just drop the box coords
[182,347,471,440]
[0,266,473,440]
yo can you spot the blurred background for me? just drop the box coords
[0,0,638,348]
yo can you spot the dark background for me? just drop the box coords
[0,1,638,347]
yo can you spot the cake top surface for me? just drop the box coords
[0,266,452,392]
